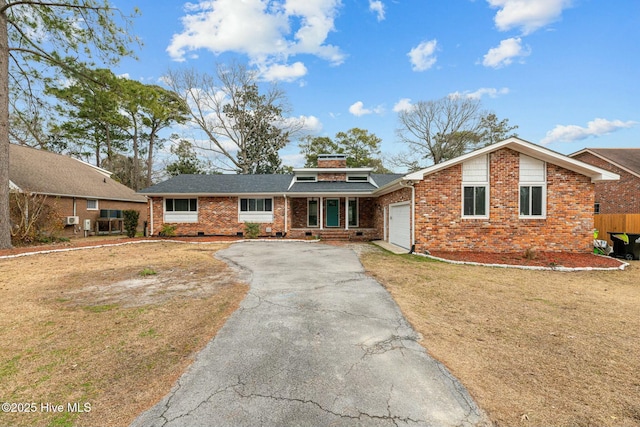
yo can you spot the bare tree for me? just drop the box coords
[165,62,300,174]
[393,96,483,170]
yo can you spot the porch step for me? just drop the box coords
[318,230,351,241]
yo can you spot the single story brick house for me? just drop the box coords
[569,148,640,214]
[140,137,618,253]
[9,144,148,237]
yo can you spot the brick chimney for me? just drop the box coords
[317,154,347,181]
[317,154,347,169]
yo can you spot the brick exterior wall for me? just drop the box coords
[318,172,347,182]
[374,187,412,242]
[410,148,594,253]
[572,152,640,214]
[150,196,286,237]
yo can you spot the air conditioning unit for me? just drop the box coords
[65,216,80,226]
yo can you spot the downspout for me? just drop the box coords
[149,198,154,236]
[283,194,288,237]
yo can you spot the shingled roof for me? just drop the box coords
[570,148,640,178]
[9,144,147,203]
[139,173,407,196]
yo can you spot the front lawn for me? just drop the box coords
[0,242,248,427]
[360,248,640,427]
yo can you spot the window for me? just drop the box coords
[347,175,368,182]
[86,199,98,210]
[296,175,317,182]
[239,198,274,223]
[463,186,487,216]
[519,186,544,216]
[240,198,272,212]
[308,199,319,227]
[348,199,358,227]
[166,198,197,212]
[164,198,198,223]
[462,155,489,218]
[594,203,600,214]
[519,155,546,218]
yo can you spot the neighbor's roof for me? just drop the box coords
[403,137,620,183]
[569,148,640,179]
[9,144,147,202]
[139,173,406,196]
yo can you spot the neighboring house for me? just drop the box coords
[140,138,618,253]
[9,144,148,237]
[569,148,640,214]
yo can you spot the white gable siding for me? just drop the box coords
[462,155,488,182]
[520,155,545,182]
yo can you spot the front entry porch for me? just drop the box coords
[288,196,380,241]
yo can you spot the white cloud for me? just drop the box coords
[541,118,637,144]
[487,0,572,35]
[408,39,438,71]
[349,101,384,117]
[259,61,308,82]
[393,98,413,112]
[448,87,510,100]
[369,0,385,21]
[482,37,530,68]
[167,0,344,81]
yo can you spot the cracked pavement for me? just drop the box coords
[131,241,489,427]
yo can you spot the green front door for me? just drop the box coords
[326,199,339,227]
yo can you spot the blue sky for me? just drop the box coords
[111,0,640,169]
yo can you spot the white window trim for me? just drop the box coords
[307,198,319,228]
[461,184,490,219]
[296,174,317,182]
[164,198,198,223]
[87,199,99,211]
[238,197,274,223]
[519,183,547,219]
[348,198,359,228]
[461,155,489,219]
[346,174,369,182]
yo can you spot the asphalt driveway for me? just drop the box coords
[131,241,488,426]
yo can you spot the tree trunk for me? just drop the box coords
[0,0,12,249]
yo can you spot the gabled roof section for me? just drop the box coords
[404,137,620,183]
[569,148,640,179]
[139,174,294,195]
[9,144,147,202]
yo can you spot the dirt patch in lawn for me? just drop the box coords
[429,250,626,269]
[0,242,248,427]
[360,246,640,427]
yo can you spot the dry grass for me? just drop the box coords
[0,242,248,427]
[360,247,640,427]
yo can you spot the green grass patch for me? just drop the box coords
[139,267,157,276]
[83,304,119,313]
[0,355,21,379]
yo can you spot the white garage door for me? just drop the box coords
[389,203,411,250]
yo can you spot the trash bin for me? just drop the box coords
[608,232,640,261]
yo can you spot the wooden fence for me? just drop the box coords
[594,214,640,242]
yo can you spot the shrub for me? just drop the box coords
[159,223,177,237]
[244,222,260,239]
[122,210,140,238]
[10,192,63,245]
[524,247,537,260]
